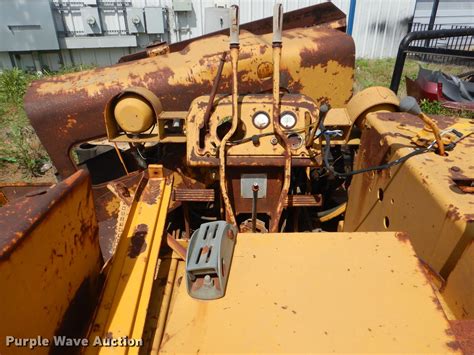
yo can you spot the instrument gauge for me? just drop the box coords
[252,112,270,129]
[279,111,297,129]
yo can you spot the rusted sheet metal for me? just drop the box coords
[0,182,53,205]
[90,145,208,262]
[0,170,93,259]
[24,25,354,178]
[344,111,474,319]
[118,2,347,62]
[92,171,143,262]
[450,320,474,354]
[0,170,102,354]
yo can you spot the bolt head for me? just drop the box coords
[203,275,214,287]
[132,16,141,25]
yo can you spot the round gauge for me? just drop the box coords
[252,112,270,129]
[279,111,297,129]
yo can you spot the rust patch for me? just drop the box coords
[127,224,148,258]
[431,296,444,311]
[446,204,462,221]
[298,29,354,69]
[377,112,423,128]
[141,179,162,205]
[395,232,410,244]
[353,125,392,208]
[358,126,391,169]
[115,182,131,200]
[0,171,94,261]
[449,320,474,354]
[446,340,462,351]
[179,46,190,55]
[449,166,471,181]
[257,62,273,79]
[417,258,446,290]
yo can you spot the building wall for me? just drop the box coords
[152,0,417,58]
[1,0,470,71]
[0,53,12,70]
[413,0,473,26]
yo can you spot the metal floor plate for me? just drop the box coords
[159,232,459,353]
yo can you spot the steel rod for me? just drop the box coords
[251,183,259,233]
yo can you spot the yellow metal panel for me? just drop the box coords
[159,232,459,353]
[86,166,173,355]
[344,113,473,281]
[345,86,399,125]
[443,241,474,319]
[32,28,353,109]
[0,170,102,355]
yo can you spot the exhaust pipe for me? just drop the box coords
[218,5,240,226]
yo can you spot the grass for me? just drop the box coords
[0,59,471,182]
[0,66,93,182]
[0,69,48,179]
[354,58,471,96]
[355,58,473,118]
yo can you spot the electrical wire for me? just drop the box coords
[136,145,148,161]
[322,129,457,177]
[125,122,156,138]
[224,113,464,176]
[316,202,347,222]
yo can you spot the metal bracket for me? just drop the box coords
[186,221,237,300]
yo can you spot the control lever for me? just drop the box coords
[399,96,445,155]
[218,5,240,227]
[251,183,259,233]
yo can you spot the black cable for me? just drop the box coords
[318,102,452,177]
[322,131,458,177]
[316,202,347,218]
[225,107,453,175]
[322,132,433,177]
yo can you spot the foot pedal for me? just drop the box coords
[186,221,237,300]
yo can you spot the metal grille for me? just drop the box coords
[408,22,473,65]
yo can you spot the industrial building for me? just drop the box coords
[0,0,472,71]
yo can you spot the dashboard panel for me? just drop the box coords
[186,94,320,167]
